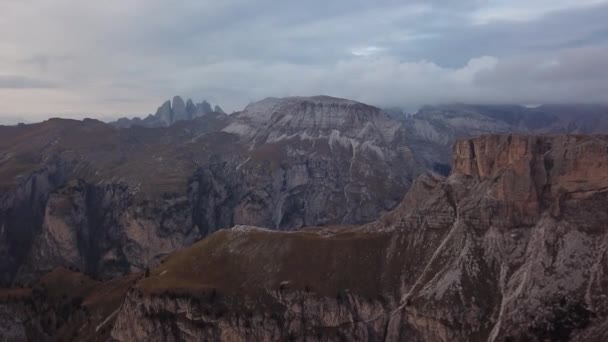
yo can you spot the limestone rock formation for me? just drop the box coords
[170,96,188,122]
[111,96,223,128]
[185,98,197,118]
[0,96,422,285]
[4,94,608,325]
[404,104,608,171]
[156,100,173,126]
[0,268,139,341]
[197,100,213,115]
[220,96,421,228]
[109,134,608,341]
[213,104,225,114]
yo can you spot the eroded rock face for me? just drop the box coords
[0,268,139,341]
[156,100,173,126]
[403,104,608,172]
[12,180,201,284]
[111,96,223,128]
[0,296,32,341]
[111,134,608,341]
[222,95,421,228]
[0,96,423,285]
[171,96,188,122]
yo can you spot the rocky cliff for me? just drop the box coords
[221,96,420,228]
[111,96,225,128]
[404,104,608,170]
[0,268,139,341]
[109,134,608,341]
[0,96,421,285]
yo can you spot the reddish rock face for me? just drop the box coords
[453,134,608,190]
[453,135,546,226]
[452,134,608,227]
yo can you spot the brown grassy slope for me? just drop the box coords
[137,227,409,299]
[134,171,455,301]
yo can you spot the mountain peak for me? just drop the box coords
[112,96,224,128]
[225,95,398,143]
[171,96,188,122]
[239,95,382,123]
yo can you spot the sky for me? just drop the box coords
[1,0,608,122]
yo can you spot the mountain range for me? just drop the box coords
[112,134,608,341]
[1,95,608,341]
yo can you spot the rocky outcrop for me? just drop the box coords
[170,96,188,122]
[156,100,173,126]
[0,289,33,341]
[111,96,224,128]
[213,104,225,114]
[0,157,76,285]
[222,96,421,228]
[113,285,392,341]
[110,134,608,341]
[197,100,213,115]
[11,180,203,284]
[404,104,608,171]
[0,268,139,341]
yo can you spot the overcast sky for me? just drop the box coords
[1,0,608,122]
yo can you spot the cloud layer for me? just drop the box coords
[1,0,607,120]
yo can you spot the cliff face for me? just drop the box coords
[222,95,420,228]
[111,96,223,128]
[11,179,202,284]
[0,268,139,341]
[0,96,421,285]
[110,134,608,341]
[391,134,608,341]
[0,289,33,341]
[405,104,608,171]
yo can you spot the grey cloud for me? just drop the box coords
[471,47,608,103]
[0,75,57,89]
[390,2,608,67]
[0,0,607,118]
